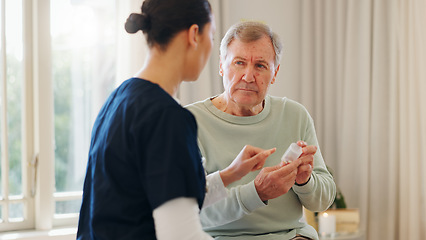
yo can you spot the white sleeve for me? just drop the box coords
[202,171,228,209]
[153,197,213,240]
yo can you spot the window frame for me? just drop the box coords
[32,0,56,230]
[1,0,84,232]
[0,0,124,233]
[0,0,36,232]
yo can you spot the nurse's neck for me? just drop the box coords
[135,41,187,97]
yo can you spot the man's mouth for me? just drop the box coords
[236,87,257,92]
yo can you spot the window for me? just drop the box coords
[51,0,116,224]
[0,0,28,232]
[0,0,117,232]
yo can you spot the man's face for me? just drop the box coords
[220,36,279,109]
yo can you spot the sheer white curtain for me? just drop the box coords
[392,0,426,239]
[293,0,426,239]
[115,0,426,239]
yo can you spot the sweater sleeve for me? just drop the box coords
[292,115,336,212]
[200,180,266,228]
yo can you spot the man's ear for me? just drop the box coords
[271,64,280,84]
[188,24,200,48]
[219,59,224,76]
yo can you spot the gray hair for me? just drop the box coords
[220,21,283,70]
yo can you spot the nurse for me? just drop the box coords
[76,1,275,239]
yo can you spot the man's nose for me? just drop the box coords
[242,66,255,82]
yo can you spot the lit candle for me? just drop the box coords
[318,212,336,236]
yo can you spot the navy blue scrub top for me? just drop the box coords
[77,78,206,240]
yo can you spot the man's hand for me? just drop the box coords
[254,159,302,201]
[295,141,316,185]
[220,145,276,187]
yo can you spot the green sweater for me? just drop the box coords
[186,95,336,240]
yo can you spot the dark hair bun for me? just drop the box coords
[125,13,151,34]
[126,0,211,48]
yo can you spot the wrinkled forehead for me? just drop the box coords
[226,36,276,63]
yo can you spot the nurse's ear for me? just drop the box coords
[187,24,200,49]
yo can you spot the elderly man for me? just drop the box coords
[186,21,336,240]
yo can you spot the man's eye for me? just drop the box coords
[256,64,266,69]
[236,61,244,65]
